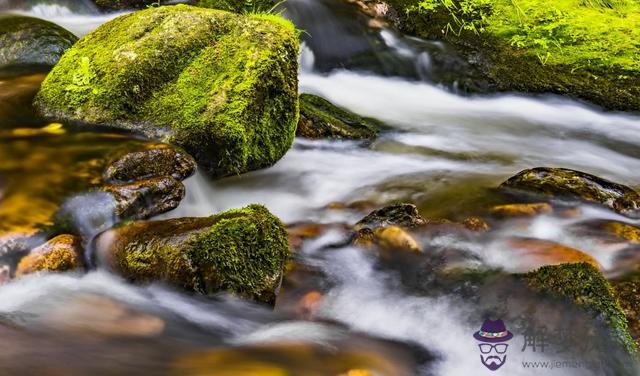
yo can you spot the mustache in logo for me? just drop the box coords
[483,355,503,364]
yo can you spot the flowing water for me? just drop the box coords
[1,0,640,374]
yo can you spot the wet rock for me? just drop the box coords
[287,222,348,251]
[522,262,637,354]
[0,230,44,278]
[95,204,290,304]
[0,15,77,68]
[52,177,185,237]
[103,145,196,184]
[46,293,165,337]
[297,93,380,140]
[354,226,422,253]
[461,216,490,232]
[172,341,417,375]
[355,203,426,230]
[294,290,324,319]
[102,176,185,220]
[500,168,640,216]
[490,202,552,218]
[15,234,83,276]
[603,222,640,243]
[35,5,299,178]
[505,237,600,272]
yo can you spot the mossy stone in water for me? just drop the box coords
[96,204,290,304]
[34,5,299,178]
[0,15,77,68]
[297,93,381,140]
[522,262,637,355]
[500,167,640,216]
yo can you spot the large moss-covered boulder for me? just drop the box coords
[35,5,299,177]
[95,204,290,304]
[500,167,640,216]
[297,93,381,140]
[0,15,77,68]
[523,263,637,354]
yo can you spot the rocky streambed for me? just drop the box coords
[0,0,640,375]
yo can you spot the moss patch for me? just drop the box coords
[35,5,299,177]
[384,0,640,110]
[193,0,276,13]
[189,204,290,303]
[523,262,637,354]
[297,93,382,140]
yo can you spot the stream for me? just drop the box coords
[1,0,640,375]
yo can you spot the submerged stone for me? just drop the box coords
[103,145,196,184]
[505,237,600,272]
[500,168,640,216]
[355,203,426,230]
[95,204,290,304]
[0,15,77,68]
[522,263,637,354]
[16,234,83,276]
[34,5,299,177]
[297,93,381,140]
[354,225,422,253]
[490,202,552,218]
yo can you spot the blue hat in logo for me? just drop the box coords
[473,319,513,343]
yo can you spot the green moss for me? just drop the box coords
[35,5,299,177]
[385,0,640,110]
[92,0,158,10]
[194,0,276,13]
[108,204,290,304]
[297,93,382,140]
[188,204,290,303]
[612,275,640,348]
[0,15,78,68]
[523,262,638,354]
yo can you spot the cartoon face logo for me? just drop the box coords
[473,319,513,371]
